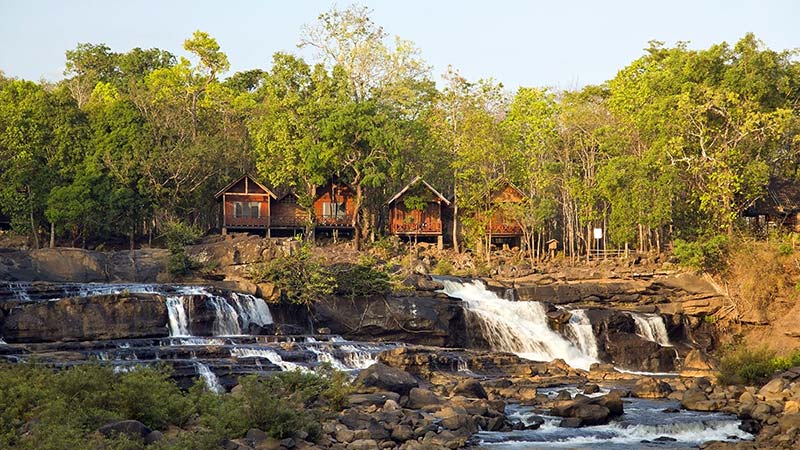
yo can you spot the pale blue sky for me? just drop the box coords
[0,0,798,90]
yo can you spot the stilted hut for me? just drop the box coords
[270,191,308,236]
[313,181,356,237]
[387,176,450,249]
[486,181,526,245]
[215,174,277,235]
[744,177,800,233]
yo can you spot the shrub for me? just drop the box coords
[717,344,800,386]
[673,234,730,272]
[330,257,390,298]
[162,221,202,276]
[432,259,454,276]
[248,242,335,305]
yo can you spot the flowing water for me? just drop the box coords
[195,361,223,393]
[564,309,598,359]
[630,313,672,347]
[440,280,598,370]
[477,399,750,449]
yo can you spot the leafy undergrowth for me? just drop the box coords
[717,343,800,386]
[0,362,350,450]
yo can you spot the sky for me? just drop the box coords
[1,0,798,91]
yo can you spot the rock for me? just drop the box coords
[2,293,168,343]
[346,392,401,407]
[336,429,356,444]
[439,414,477,433]
[683,350,715,372]
[452,378,488,399]
[407,388,441,409]
[583,384,600,394]
[654,436,678,442]
[355,363,419,396]
[739,419,761,435]
[555,390,572,400]
[280,438,295,449]
[391,425,414,442]
[632,377,673,399]
[313,296,466,347]
[572,404,612,426]
[558,418,583,428]
[144,430,164,444]
[97,420,152,441]
[759,378,786,396]
[347,439,379,450]
[778,414,800,433]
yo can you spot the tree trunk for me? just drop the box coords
[452,185,460,253]
[49,223,55,249]
[30,206,39,250]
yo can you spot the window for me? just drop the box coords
[322,202,346,219]
[233,201,260,218]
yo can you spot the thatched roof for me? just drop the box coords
[745,177,800,216]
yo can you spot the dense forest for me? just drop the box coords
[1,5,799,256]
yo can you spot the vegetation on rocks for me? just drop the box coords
[248,243,390,304]
[0,362,350,450]
[717,343,800,386]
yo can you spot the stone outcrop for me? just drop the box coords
[1,293,168,343]
[313,296,467,347]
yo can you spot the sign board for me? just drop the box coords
[593,228,603,240]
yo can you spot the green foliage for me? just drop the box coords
[432,259,455,276]
[248,242,336,304]
[162,220,202,276]
[0,362,352,449]
[717,344,800,386]
[330,257,391,298]
[249,244,389,303]
[673,235,730,272]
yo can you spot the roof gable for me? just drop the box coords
[214,174,277,199]
[387,176,451,206]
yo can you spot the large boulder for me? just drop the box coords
[452,378,488,399]
[97,420,152,441]
[550,392,623,427]
[1,293,168,343]
[313,296,467,347]
[632,377,673,399]
[354,363,419,395]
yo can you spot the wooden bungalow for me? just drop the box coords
[270,191,309,235]
[215,174,277,235]
[387,176,450,248]
[313,181,355,230]
[744,177,800,233]
[486,181,526,242]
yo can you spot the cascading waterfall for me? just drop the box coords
[195,361,223,393]
[230,347,307,372]
[164,287,274,337]
[339,344,378,369]
[166,297,190,336]
[440,279,598,370]
[307,346,351,371]
[565,309,599,359]
[630,312,672,346]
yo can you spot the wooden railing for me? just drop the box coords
[226,217,270,228]
[316,215,354,227]
[392,221,442,234]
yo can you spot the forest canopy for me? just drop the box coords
[0,5,798,255]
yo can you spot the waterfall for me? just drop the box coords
[565,309,599,359]
[195,362,223,393]
[8,282,31,302]
[0,338,7,345]
[630,312,672,346]
[164,287,273,337]
[230,348,307,372]
[339,344,378,369]
[440,279,598,370]
[307,346,350,371]
[166,296,190,336]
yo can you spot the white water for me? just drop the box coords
[230,347,308,372]
[630,313,672,346]
[0,338,6,345]
[166,296,190,336]
[565,309,598,359]
[195,362,223,393]
[339,344,378,369]
[440,280,598,370]
[307,347,351,371]
[7,282,32,301]
[163,287,273,337]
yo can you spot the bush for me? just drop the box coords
[0,362,352,449]
[717,344,800,386]
[249,245,390,303]
[432,259,454,276]
[162,221,202,277]
[248,242,335,305]
[673,234,730,272]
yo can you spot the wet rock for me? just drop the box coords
[346,392,401,408]
[583,384,600,394]
[558,417,583,428]
[555,390,572,400]
[355,363,419,396]
[347,439,379,450]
